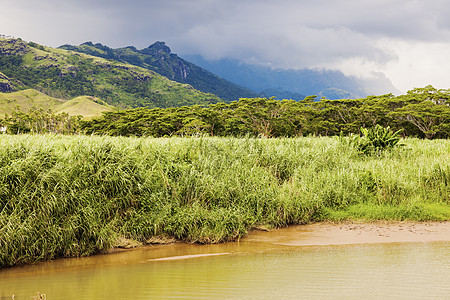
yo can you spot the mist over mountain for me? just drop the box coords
[184,55,401,100]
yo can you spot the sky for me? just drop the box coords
[1,0,450,92]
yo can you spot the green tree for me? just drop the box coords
[389,86,450,139]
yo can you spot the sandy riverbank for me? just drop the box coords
[244,221,450,246]
[115,221,450,257]
[2,221,448,275]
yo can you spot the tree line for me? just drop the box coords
[1,107,81,135]
[2,85,449,138]
[81,85,449,139]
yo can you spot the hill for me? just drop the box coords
[56,96,114,119]
[184,55,401,100]
[0,89,113,118]
[0,89,63,118]
[58,41,260,101]
[0,38,221,109]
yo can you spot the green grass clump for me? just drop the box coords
[0,135,449,267]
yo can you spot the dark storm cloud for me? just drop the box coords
[3,0,450,49]
[2,0,450,88]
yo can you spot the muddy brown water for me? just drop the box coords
[1,223,450,299]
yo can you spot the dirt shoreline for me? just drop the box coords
[2,221,449,273]
[113,221,450,255]
[243,221,450,246]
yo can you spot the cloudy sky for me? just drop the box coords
[1,0,450,92]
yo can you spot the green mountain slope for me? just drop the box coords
[0,71,15,92]
[0,89,113,118]
[0,38,221,108]
[59,41,260,101]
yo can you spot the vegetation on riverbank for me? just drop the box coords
[0,135,448,267]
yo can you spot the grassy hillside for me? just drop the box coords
[56,96,114,119]
[0,38,221,108]
[59,41,260,101]
[0,89,64,118]
[0,89,113,118]
[0,135,448,267]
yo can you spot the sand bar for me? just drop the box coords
[244,221,450,246]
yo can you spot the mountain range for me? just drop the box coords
[184,55,401,99]
[0,38,220,112]
[60,41,400,101]
[58,41,259,101]
[0,37,401,120]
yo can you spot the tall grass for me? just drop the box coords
[0,135,449,267]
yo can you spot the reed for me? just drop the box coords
[0,135,448,267]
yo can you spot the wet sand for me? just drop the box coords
[244,221,450,246]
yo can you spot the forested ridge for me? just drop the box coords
[0,38,220,108]
[59,41,260,101]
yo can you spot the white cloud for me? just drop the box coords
[381,40,450,92]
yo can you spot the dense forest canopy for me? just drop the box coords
[3,85,449,139]
[79,85,449,139]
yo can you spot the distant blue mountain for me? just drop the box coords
[184,55,401,99]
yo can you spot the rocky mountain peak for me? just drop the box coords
[139,41,190,79]
[145,41,171,55]
[58,40,260,100]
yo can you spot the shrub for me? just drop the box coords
[348,125,402,155]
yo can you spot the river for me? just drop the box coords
[1,223,449,299]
